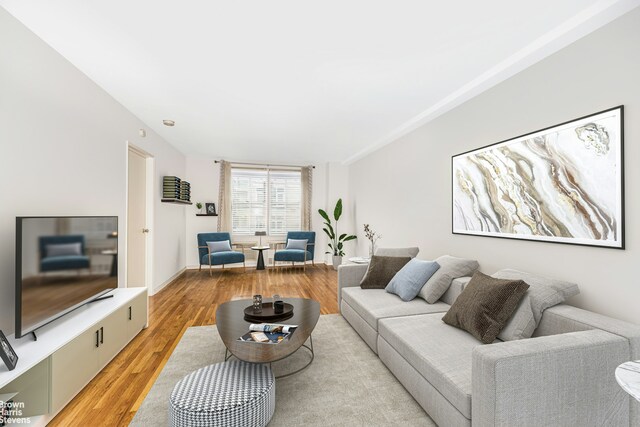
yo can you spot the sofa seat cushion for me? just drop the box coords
[41,255,90,271]
[378,313,486,419]
[201,251,245,266]
[341,287,450,331]
[274,249,312,262]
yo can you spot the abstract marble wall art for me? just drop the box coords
[452,106,624,248]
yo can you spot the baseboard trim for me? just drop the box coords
[152,267,186,296]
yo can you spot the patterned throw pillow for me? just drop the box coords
[359,255,411,289]
[442,271,529,344]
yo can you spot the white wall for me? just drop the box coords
[184,157,358,267]
[349,8,640,324]
[0,8,187,334]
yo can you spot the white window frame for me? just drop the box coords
[230,167,302,236]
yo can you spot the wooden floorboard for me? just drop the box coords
[49,264,338,426]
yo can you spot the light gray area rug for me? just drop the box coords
[130,314,434,426]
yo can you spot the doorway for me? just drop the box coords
[127,145,153,288]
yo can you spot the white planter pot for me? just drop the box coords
[332,255,343,270]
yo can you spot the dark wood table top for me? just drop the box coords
[215,298,320,363]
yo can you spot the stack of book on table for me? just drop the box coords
[238,324,297,344]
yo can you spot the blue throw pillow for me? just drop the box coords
[286,239,308,250]
[207,240,232,253]
[386,259,440,301]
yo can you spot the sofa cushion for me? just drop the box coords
[379,313,487,419]
[443,272,529,344]
[341,287,449,331]
[201,251,245,266]
[494,269,580,341]
[385,259,440,301]
[274,249,312,262]
[375,247,420,258]
[360,255,411,289]
[285,238,308,250]
[419,255,479,303]
[440,277,472,305]
[206,240,232,253]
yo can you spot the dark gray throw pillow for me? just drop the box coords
[360,255,411,289]
[442,271,529,344]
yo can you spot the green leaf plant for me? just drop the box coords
[318,198,357,257]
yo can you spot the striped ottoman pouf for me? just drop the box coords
[169,361,275,427]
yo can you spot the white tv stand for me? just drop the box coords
[0,288,148,425]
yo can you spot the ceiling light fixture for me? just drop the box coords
[163,119,175,127]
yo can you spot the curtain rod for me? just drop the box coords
[214,160,315,169]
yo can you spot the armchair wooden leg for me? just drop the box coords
[243,260,246,273]
[209,262,212,277]
[199,264,202,272]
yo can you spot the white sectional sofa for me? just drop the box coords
[338,263,640,427]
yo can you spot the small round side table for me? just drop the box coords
[615,361,640,402]
[251,246,270,270]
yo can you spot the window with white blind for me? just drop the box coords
[231,168,302,235]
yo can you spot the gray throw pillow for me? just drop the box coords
[46,242,82,257]
[419,255,479,303]
[442,271,529,344]
[207,240,232,253]
[375,247,420,258]
[360,255,411,289]
[495,269,580,341]
[286,239,308,250]
[385,259,440,301]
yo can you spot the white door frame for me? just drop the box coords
[126,142,155,289]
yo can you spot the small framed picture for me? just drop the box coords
[205,203,217,215]
[0,330,18,371]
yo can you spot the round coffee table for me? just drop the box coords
[215,298,320,378]
[251,246,270,270]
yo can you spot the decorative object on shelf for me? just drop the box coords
[0,330,18,371]
[205,203,217,215]
[319,198,357,270]
[452,106,624,249]
[364,224,381,258]
[195,202,203,214]
[255,231,267,246]
[162,176,192,204]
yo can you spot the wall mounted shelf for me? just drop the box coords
[196,213,218,216]
[161,198,193,205]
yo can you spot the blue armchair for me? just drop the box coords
[273,231,316,270]
[197,232,246,275]
[39,235,91,273]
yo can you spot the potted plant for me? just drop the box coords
[319,199,357,270]
[195,202,203,214]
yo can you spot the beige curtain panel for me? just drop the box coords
[301,166,313,230]
[217,160,232,232]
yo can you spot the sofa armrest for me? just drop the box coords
[337,264,368,312]
[472,330,630,426]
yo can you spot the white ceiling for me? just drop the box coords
[2,0,638,164]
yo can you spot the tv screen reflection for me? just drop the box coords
[18,217,118,336]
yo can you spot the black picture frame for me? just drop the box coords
[0,330,18,371]
[206,203,217,215]
[451,105,624,249]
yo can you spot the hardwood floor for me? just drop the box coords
[49,265,338,426]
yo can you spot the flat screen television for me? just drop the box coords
[15,216,118,338]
